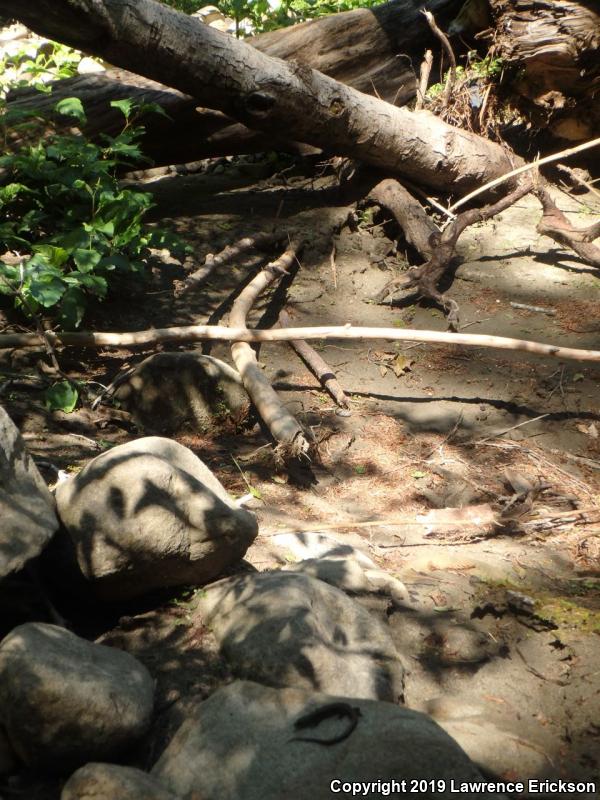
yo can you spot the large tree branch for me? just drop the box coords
[1,325,599,363]
[229,239,314,458]
[0,0,518,194]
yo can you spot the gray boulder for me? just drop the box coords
[0,725,17,776]
[0,403,58,577]
[275,531,410,606]
[55,437,258,600]
[62,763,180,800]
[0,623,154,770]
[114,352,249,434]
[197,571,404,701]
[153,681,500,800]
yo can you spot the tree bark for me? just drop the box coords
[7,0,464,166]
[489,0,600,141]
[0,0,519,195]
[7,71,310,165]
[250,0,462,106]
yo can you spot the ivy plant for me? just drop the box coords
[0,97,185,329]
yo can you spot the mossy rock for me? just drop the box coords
[114,352,250,434]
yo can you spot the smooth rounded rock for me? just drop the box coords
[197,570,405,702]
[153,681,505,800]
[114,352,249,434]
[0,623,154,771]
[62,763,179,800]
[55,437,258,600]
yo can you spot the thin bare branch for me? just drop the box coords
[1,324,599,363]
[449,136,600,213]
[421,11,455,108]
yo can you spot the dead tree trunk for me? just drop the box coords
[6,71,315,165]
[7,0,464,166]
[489,0,600,141]
[250,0,462,106]
[0,0,519,195]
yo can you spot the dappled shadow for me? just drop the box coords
[197,570,404,703]
[40,443,257,610]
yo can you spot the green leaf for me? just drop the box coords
[84,219,115,236]
[0,264,19,294]
[32,244,69,267]
[110,99,135,121]
[98,254,130,271]
[45,380,78,413]
[411,470,426,479]
[28,275,66,307]
[0,182,30,206]
[55,97,87,125]
[74,272,107,297]
[139,101,172,121]
[58,286,86,329]
[73,248,102,272]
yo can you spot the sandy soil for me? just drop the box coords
[1,159,599,798]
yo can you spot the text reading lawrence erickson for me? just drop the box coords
[330,779,597,795]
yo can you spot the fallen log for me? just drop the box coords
[2,325,599,363]
[6,0,463,165]
[368,179,438,261]
[6,72,310,165]
[0,0,519,195]
[250,0,462,105]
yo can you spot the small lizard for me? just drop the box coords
[290,701,362,746]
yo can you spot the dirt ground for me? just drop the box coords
[1,158,600,798]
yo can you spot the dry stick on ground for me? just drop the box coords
[414,49,433,111]
[278,308,350,409]
[174,231,285,297]
[228,239,314,462]
[370,177,534,325]
[421,10,455,108]
[3,325,600,363]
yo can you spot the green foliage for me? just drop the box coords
[427,53,504,99]
[159,0,206,13]
[0,40,87,98]
[0,98,185,329]
[469,53,504,79]
[157,0,385,35]
[44,380,79,412]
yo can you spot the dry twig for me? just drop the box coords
[421,10,456,108]
[278,308,349,409]
[449,136,600,213]
[174,231,284,297]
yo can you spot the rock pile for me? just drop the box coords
[0,403,520,799]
